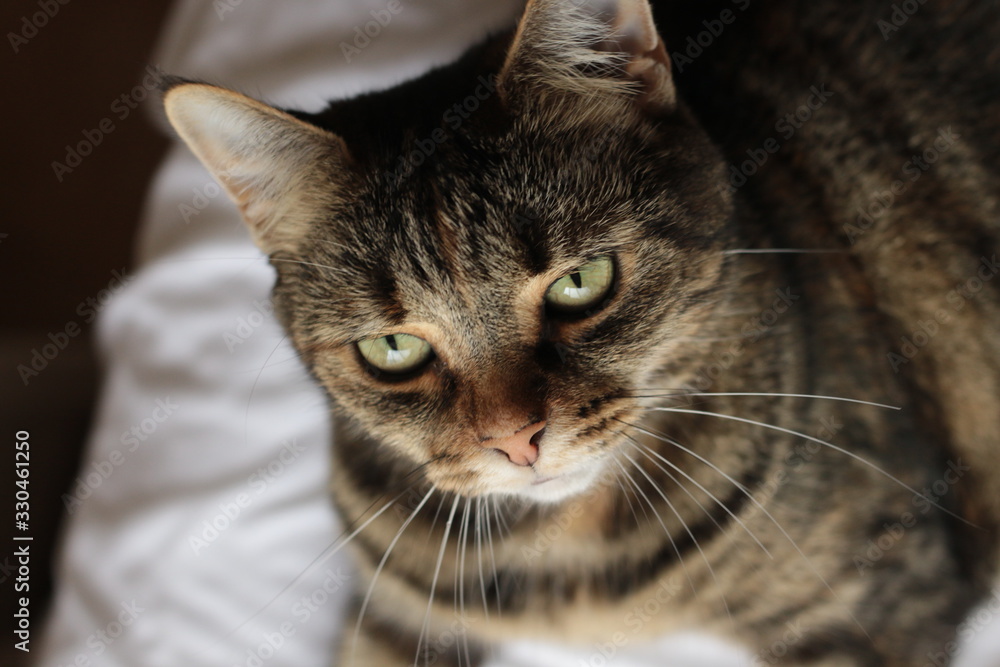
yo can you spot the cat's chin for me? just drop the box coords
[503,464,604,505]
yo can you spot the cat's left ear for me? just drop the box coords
[498,0,675,114]
[163,81,350,254]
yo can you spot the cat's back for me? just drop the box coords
[659,0,1000,556]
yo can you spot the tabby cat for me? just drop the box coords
[161,0,1000,664]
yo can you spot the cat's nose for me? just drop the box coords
[485,420,546,466]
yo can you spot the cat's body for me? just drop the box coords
[162,0,1000,664]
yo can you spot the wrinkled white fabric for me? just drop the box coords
[37,1,1000,666]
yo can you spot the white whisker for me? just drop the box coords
[647,406,975,527]
[456,499,473,667]
[619,418,872,639]
[416,495,461,666]
[622,434,771,557]
[352,487,435,664]
[722,248,844,255]
[484,495,502,618]
[269,257,357,275]
[309,237,355,253]
[635,390,900,410]
[611,458,698,597]
[474,497,490,624]
[243,334,287,447]
[608,454,645,529]
[622,452,734,625]
[225,473,431,640]
[154,254,357,276]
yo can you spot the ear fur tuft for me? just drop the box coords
[163,83,350,253]
[499,0,675,114]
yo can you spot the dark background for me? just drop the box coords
[1,1,174,664]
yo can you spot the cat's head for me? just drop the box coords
[163,0,733,503]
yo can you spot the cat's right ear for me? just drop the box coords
[162,80,350,254]
[498,0,675,116]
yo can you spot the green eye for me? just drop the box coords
[545,256,615,314]
[357,333,434,375]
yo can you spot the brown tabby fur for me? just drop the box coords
[162,0,1000,664]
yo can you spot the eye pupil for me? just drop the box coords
[357,333,433,376]
[544,256,615,316]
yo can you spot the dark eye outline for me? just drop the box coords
[355,333,436,381]
[544,255,618,320]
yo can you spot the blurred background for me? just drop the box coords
[1,1,173,664]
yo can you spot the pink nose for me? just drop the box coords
[486,421,546,466]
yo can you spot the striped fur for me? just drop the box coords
[162,0,1000,664]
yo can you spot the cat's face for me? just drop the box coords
[164,0,732,503]
[281,114,729,503]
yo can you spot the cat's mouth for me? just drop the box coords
[531,475,560,485]
[514,461,607,503]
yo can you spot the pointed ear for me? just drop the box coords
[499,0,675,115]
[163,82,350,254]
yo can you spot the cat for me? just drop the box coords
[161,0,1000,664]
